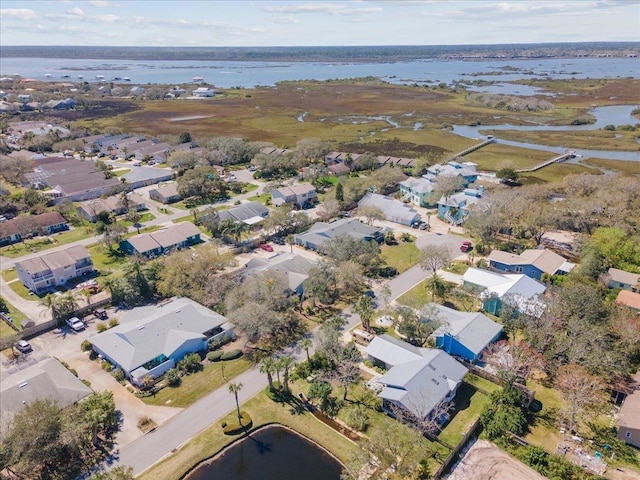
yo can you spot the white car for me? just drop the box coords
[66,316,85,332]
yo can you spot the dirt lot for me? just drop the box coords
[447,439,547,480]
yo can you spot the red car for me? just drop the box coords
[460,241,473,253]
[259,243,274,252]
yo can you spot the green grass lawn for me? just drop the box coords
[2,269,18,283]
[120,212,155,227]
[142,357,252,408]
[464,373,502,394]
[438,382,490,447]
[247,193,272,205]
[524,378,566,452]
[0,298,27,336]
[396,279,430,309]
[7,279,41,301]
[380,241,420,273]
[138,388,363,480]
[87,244,130,275]
[172,213,195,224]
[444,261,470,275]
[0,227,93,258]
[114,168,131,176]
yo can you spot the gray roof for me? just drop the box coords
[150,183,179,199]
[16,245,91,276]
[123,166,175,183]
[294,218,382,249]
[368,335,468,419]
[125,222,200,253]
[358,193,420,225]
[607,268,640,287]
[243,253,315,293]
[0,357,93,431]
[219,201,269,224]
[89,297,229,373]
[426,304,503,356]
[400,177,435,194]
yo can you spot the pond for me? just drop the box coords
[185,425,343,480]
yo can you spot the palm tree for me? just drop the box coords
[426,273,448,302]
[260,357,276,391]
[279,356,295,393]
[39,294,57,320]
[354,294,375,333]
[273,357,283,388]
[286,234,295,253]
[228,382,243,423]
[299,337,313,362]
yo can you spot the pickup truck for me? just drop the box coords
[66,316,85,332]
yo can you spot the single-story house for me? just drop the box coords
[399,177,438,207]
[219,201,269,226]
[89,297,234,385]
[122,166,176,190]
[149,183,181,204]
[617,371,640,448]
[192,87,215,97]
[358,193,421,226]
[462,267,547,317]
[15,245,94,294]
[437,187,485,225]
[615,290,640,313]
[271,183,317,209]
[328,162,351,176]
[424,303,503,362]
[242,253,315,295]
[488,248,575,281]
[294,218,384,251]
[119,222,201,257]
[606,268,639,292]
[76,193,147,222]
[366,335,468,420]
[0,211,68,246]
[0,357,93,434]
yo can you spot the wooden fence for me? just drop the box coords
[433,419,482,479]
[460,360,535,408]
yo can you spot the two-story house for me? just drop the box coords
[399,177,438,207]
[488,248,575,281]
[271,183,317,209]
[437,187,485,225]
[15,245,94,294]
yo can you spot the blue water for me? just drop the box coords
[1,56,638,91]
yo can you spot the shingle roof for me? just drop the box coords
[427,304,503,356]
[400,177,435,194]
[0,357,93,430]
[16,245,91,276]
[0,211,66,238]
[618,371,640,430]
[243,253,314,292]
[607,268,640,287]
[358,193,420,225]
[219,201,269,224]
[488,249,575,275]
[294,218,382,248]
[89,297,229,373]
[616,290,640,311]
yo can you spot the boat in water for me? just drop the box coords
[123,77,131,81]
[45,73,52,78]
[61,74,70,79]
[77,75,84,79]
[95,75,105,81]
[192,76,204,82]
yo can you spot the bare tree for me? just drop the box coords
[358,205,385,226]
[419,244,451,274]
[484,339,546,385]
[555,363,606,433]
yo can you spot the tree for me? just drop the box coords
[336,260,366,298]
[279,355,296,393]
[199,207,221,235]
[178,132,192,144]
[89,466,135,480]
[307,380,338,416]
[81,391,117,447]
[419,244,451,274]
[177,166,228,204]
[496,168,520,184]
[485,340,546,385]
[101,222,127,252]
[299,337,313,362]
[398,305,438,347]
[354,294,375,333]
[358,205,385,226]
[335,182,344,203]
[168,151,199,174]
[323,235,380,267]
[425,272,449,302]
[304,263,338,306]
[260,357,276,391]
[317,198,340,221]
[228,382,244,423]
[333,343,361,400]
[555,364,607,433]
[434,175,465,200]
[480,384,528,440]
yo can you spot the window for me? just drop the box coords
[626,431,632,438]
[515,266,523,273]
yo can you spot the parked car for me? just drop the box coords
[14,339,32,353]
[460,241,473,253]
[272,237,286,245]
[133,161,142,166]
[410,221,420,229]
[66,316,85,332]
[418,222,430,230]
[259,243,274,252]
[94,309,108,320]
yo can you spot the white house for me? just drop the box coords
[15,245,94,294]
[358,193,421,226]
[271,183,317,208]
[192,87,214,97]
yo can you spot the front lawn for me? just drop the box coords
[438,382,490,446]
[379,241,420,273]
[247,193,271,205]
[87,244,130,275]
[0,298,28,335]
[0,227,93,258]
[142,357,252,408]
[2,269,18,283]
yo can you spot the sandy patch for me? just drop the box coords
[447,439,547,480]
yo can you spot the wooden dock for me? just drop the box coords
[516,150,577,173]
[447,136,496,161]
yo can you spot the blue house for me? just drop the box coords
[120,222,201,257]
[437,187,485,225]
[488,248,575,282]
[422,303,503,362]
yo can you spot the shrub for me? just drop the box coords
[165,368,181,387]
[108,317,119,328]
[89,350,98,360]
[81,379,91,388]
[345,405,370,432]
[221,349,242,361]
[178,352,203,374]
[101,360,113,372]
[96,322,108,333]
[81,339,92,351]
[111,368,125,382]
[207,350,224,362]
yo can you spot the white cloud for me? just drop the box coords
[272,15,300,24]
[87,0,114,6]
[0,8,37,20]
[263,3,382,16]
[66,7,85,16]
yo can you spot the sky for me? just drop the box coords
[1,0,639,47]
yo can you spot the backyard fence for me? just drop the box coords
[459,360,536,408]
[433,419,482,479]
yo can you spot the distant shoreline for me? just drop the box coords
[2,42,639,62]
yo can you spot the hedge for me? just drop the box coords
[221,349,243,361]
[207,350,224,362]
